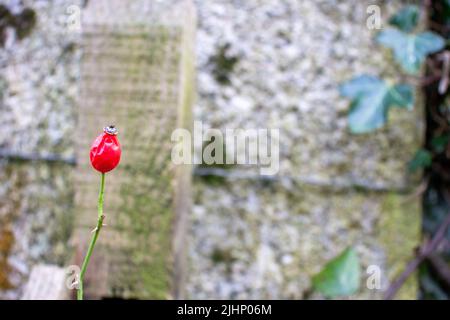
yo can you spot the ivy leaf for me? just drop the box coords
[444,0,450,23]
[389,5,420,32]
[340,75,414,134]
[408,149,432,172]
[376,29,445,74]
[312,247,360,298]
[431,134,450,153]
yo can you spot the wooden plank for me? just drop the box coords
[21,265,68,300]
[72,0,194,299]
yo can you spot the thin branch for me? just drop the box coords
[438,51,450,95]
[404,176,429,203]
[427,253,450,288]
[384,211,450,299]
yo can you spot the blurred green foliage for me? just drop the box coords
[312,247,361,298]
[408,149,432,173]
[389,5,420,33]
[376,29,444,74]
[340,75,413,133]
[339,3,450,300]
[341,4,444,134]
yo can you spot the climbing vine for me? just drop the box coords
[333,3,450,300]
[341,4,445,134]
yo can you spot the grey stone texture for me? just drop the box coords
[0,0,423,300]
[187,0,422,299]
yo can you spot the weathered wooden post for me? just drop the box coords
[73,0,194,299]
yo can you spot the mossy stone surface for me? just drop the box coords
[188,180,420,299]
[191,0,423,299]
[73,0,194,299]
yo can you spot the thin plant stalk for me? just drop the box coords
[77,173,106,300]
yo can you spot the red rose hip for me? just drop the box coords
[90,125,121,173]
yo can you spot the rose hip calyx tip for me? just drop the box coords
[104,125,118,135]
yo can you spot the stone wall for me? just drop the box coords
[0,0,80,299]
[0,0,424,300]
[187,0,423,299]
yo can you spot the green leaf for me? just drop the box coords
[431,134,450,153]
[312,247,361,298]
[376,29,445,74]
[444,0,450,24]
[408,149,432,172]
[340,75,414,134]
[389,5,420,32]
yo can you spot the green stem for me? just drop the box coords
[77,173,105,300]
